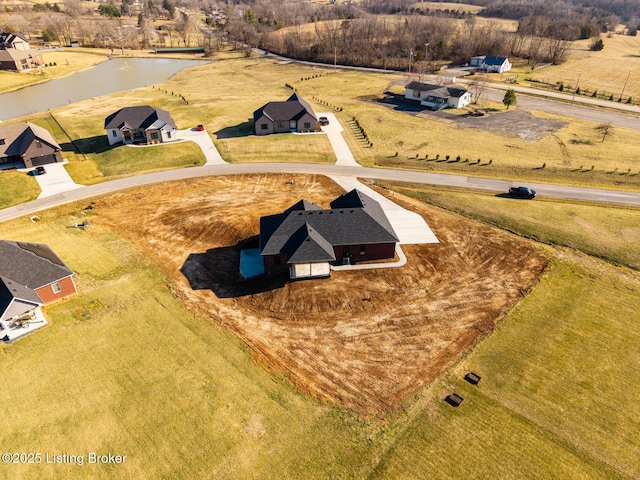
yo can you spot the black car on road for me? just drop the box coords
[509,186,536,199]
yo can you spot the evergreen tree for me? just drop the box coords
[503,89,517,110]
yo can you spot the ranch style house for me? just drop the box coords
[104,106,178,146]
[0,241,77,343]
[0,32,44,72]
[470,55,512,73]
[253,93,318,135]
[404,81,472,110]
[260,189,399,280]
[0,122,63,168]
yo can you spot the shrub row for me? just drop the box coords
[311,96,343,112]
[352,117,373,148]
[152,86,188,104]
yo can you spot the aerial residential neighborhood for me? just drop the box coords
[0,0,639,476]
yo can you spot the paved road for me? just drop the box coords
[2,164,638,224]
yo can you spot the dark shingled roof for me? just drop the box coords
[0,275,43,321]
[0,122,60,158]
[253,93,317,124]
[482,56,508,66]
[405,81,469,99]
[104,106,176,130]
[260,189,398,264]
[0,241,74,290]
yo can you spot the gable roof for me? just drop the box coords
[0,241,74,291]
[260,189,398,264]
[0,276,43,322]
[405,81,469,100]
[0,122,61,158]
[104,106,177,131]
[0,32,28,48]
[253,94,317,124]
[482,56,508,66]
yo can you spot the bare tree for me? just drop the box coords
[595,123,614,142]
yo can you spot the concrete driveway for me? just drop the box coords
[177,128,225,165]
[22,162,84,199]
[329,175,439,245]
[317,113,360,167]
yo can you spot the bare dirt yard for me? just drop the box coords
[92,174,548,416]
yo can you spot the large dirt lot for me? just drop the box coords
[93,174,548,416]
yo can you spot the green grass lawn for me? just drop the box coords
[1,189,639,478]
[0,169,40,208]
[371,258,640,479]
[385,184,640,270]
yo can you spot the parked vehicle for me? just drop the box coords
[319,116,330,126]
[35,166,46,175]
[509,186,536,199]
[196,124,205,131]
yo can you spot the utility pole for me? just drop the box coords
[571,73,581,106]
[408,49,413,76]
[620,71,631,100]
[424,43,429,72]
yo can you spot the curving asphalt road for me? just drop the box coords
[2,163,638,224]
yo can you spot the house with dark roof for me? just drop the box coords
[0,122,63,168]
[104,106,178,146]
[0,241,77,342]
[253,93,318,135]
[478,56,511,73]
[0,32,30,50]
[404,81,472,110]
[259,189,398,279]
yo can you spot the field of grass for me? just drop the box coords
[527,35,640,102]
[219,132,336,163]
[1,186,639,478]
[385,183,640,269]
[371,258,640,479]
[0,169,40,208]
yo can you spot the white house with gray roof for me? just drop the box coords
[404,81,472,110]
[104,106,178,146]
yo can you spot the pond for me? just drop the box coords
[0,57,208,122]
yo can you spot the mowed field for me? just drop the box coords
[1,175,639,478]
[529,34,640,102]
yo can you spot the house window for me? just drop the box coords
[51,282,62,294]
[261,123,268,130]
[276,122,285,129]
[167,131,172,139]
[36,140,42,148]
[112,130,118,137]
[0,139,5,145]
[150,132,159,140]
[360,245,366,256]
[303,122,311,129]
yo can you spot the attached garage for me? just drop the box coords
[29,154,59,167]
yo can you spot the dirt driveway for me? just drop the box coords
[94,174,548,416]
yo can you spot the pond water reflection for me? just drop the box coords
[0,57,207,122]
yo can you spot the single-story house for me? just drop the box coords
[104,106,178,146]
[479,56,511,73]
[404,81,472,110]
[469,55,485,67]
[0,48,43,72]
[0,122,63,168]
[0,241,77,342]
[0,32,30,51]
[259,189,399,280]
[253,93,318,135]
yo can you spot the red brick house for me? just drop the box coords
[260,189,398,279]
[0,241,76,342]
[0,122,63,168]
